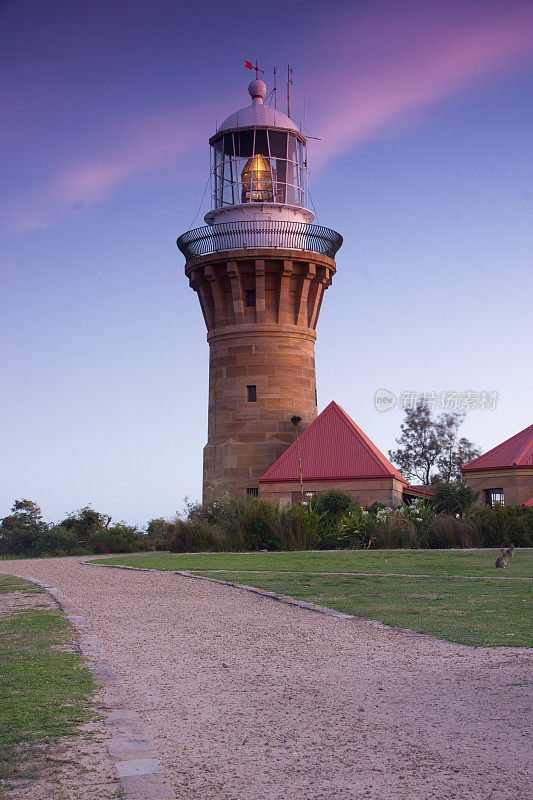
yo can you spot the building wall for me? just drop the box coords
[260,478,406,509]
[185,248,336,501]
[464,468,533,506]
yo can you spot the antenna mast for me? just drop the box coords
[287,64,293,117]
[273,67,277,110]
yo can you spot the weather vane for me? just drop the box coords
[244,59,265,79]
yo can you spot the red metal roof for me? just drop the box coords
[462,424,533,473]
[405,484,436,497]
[260,401,408,484]
[523,497,533,507]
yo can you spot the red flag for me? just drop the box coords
[244,60,253,70]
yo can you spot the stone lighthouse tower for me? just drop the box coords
[177,75,342,501]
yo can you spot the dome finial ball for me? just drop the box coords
[248,79,266,101]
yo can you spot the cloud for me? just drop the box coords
[3,2,533,235]
[2,108,212,235]
[309,4,533,164]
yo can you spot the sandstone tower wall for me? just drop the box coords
[185,248,336,500]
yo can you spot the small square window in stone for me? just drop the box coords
[247,385,257,402]
[247,488,259,498]
[246,290,256,308]
[489,488,504,507]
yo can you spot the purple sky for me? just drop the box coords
[1,0,532,525]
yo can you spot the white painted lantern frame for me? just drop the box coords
[209,127,309,212]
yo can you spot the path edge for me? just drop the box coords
[86,561,523,650]
[6,571,175,800]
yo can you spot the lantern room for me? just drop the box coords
[205,79,313,225]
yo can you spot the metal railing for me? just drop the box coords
[177,220,343,262]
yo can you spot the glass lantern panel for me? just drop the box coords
[287,133,298,165]
[268,130,288,158]
[222,132,235,156]
[236,130,254,157]
[254,129,269,157]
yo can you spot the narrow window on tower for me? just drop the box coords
[247,385,257,402]
[247,488,259,498]
[246,290,256,307]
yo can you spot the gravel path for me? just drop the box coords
[1,556,531,800]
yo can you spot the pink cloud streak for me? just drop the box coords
[3,108,213,235]
[3,3,533,235]
[310,7,533,164]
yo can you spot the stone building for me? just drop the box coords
[462,423,533,507]
[260,401,433,508]
[178,75,342,502]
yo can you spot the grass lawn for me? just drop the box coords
[0,575,96,784]
[95,550,533,647]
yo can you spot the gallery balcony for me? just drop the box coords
[177,220,343,264]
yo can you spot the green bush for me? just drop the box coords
[370,509,419,549]
[170,498,315,553]
[312,490,358,549]
[279,504,319,550]
[432,482,477,517]
[338,508,374,549]
[471,504,532,548]
[169,519,230,553]
[313,490,357,520]
[86,523,145,554]
[426,515,478,548]
[35,525,79,557]
[145,518,172,551]
[235,498,281,551]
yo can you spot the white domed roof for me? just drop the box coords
[217,80,300,134]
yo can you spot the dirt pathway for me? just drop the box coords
[1,556,530,800]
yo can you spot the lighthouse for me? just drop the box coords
[177,75,342,502]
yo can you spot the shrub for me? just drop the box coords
[145,518,173,551]
[168,519,230,552]
[370,509,420,549]
[432,482,477,517]
[279,504,319,550]
[313,490,358,549]
[338,508,374,549]
[426,515,478,548]
[87,522,145,554]
[35,525,79,557]
[234,498,281,551]
[313,490,357,521]
[471,504,532,548]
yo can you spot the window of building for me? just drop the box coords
[246,290,256,307]
[247,488,259,498]
[486,488,504,507]
[247,385,257,402]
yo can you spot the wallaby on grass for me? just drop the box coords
[495,548,508,569]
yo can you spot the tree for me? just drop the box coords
[60,506,111,547]
[434,413,481,483]
[146,518,172,551]
[0,499,48,555]
[389,405,479,485]
[432,482,478,518]
[389,405,440,485]
[312,490,357,521]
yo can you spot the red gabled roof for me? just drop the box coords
[462,424,533,473]
[260,401,408,484]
